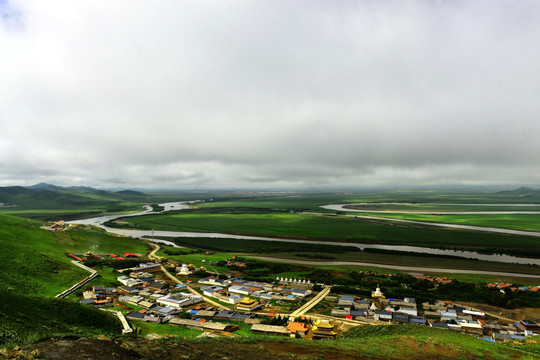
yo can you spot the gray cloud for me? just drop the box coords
[1,0,540,188]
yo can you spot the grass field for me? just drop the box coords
[354,212,540,232]
[109,210,540,257]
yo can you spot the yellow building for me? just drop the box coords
[311,319,337,338]
[236,297,262,311]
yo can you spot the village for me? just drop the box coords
[60,248,540,343]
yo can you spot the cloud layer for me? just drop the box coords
[1,0,540,188]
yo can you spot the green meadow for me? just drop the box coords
[355,212,540,232]
[109,210,540,257]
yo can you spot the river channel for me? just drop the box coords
[67,201,540,270]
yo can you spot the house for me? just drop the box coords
[408,316,427,326]
[441,310,458,321]
[430,322,449,330]
[424,311,442,319]
[287,322,310,338]
[518,321,540,334]
[170,318,235,332]
[131,263,161,273]
[331,308,351,318]
[459,321,484,335]
[117,276,144,287]
[393,313,409,323]
[142,315,161,324]
[79,299,95,306]
[198,276,227,286]
[462,309,485,318]
[214,310,236,320]
[156,293,203,309]
[374,310,392,321]
[351,309,368,318]
[231,312,252,321]
[325,294,339,302]
[397,306,418,317]
[121,296,144,305]
[148,281,169,293]
[151,306,180,316]
[138,300,156,309]
[353,299,371,310]
[289,288,311,298]
[200,285,224,297]
[338,295,355,307]
[126,311,146,321]
[229,285,252,295]
[118,286,140,295]
[250,324,290,336]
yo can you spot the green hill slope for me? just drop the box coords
[0,291,121,347]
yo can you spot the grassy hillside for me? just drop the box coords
[0,185,156,220]
[0,214,149,296]
[6,324,538,359]
[338,324,540,359]
[0,291,121,347]
[0,213,153,347]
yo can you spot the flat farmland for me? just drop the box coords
[109,210,540,257]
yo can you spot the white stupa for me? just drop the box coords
[372,284,385,299]
[177,263,192,276]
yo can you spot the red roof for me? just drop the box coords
[287,322,310,333]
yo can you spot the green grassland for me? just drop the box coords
[355,212,540,232]
[109,210,540,258]
[346,202,540,211]
[0,291,122,347]
[0,214,150,297]
[0,212,158,347]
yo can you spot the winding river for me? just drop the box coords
[67,201,540,277]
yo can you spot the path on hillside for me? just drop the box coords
[290,286,331,317]
[101,309,133,334]
[55,260,99,298]
[250,256,540,279]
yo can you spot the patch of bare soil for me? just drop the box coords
[4,337,365,360]
[1,335,522,360]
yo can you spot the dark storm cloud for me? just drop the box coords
[1,0,540,188]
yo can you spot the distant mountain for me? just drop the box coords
[0,185,120,211]
[65,185,99,192]
[115,190,146,196]
[496,187,540,199]
[26,182,63,190]
[496,187,539,196]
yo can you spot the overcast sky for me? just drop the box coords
[1,0,539,189]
